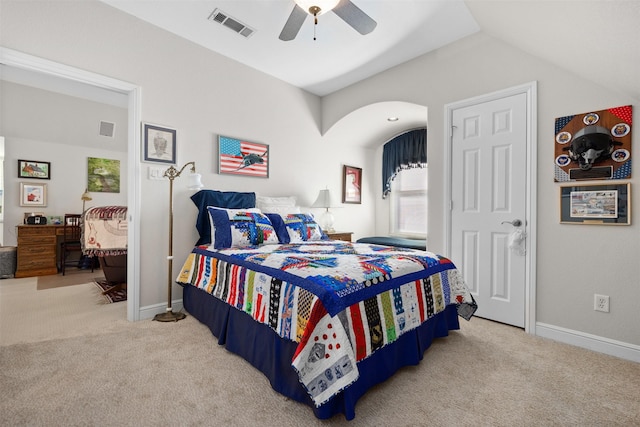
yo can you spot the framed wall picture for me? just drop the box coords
[143,123,176,164]
[19,182,47,207]
[87,157,121,193]
[343,165,362,204]
[218,135,269,178]
[18,159,50,179]
[560,183,630,225]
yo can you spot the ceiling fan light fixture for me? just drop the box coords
[294,0,340,16]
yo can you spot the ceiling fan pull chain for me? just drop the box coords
[313,10,318,40]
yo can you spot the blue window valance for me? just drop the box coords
[382,128,427,199]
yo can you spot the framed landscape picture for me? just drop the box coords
[18,160,50,179]
[87,157,121,193]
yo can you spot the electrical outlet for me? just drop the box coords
[594,294,610,312]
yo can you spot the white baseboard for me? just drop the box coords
[536,322,640,363]
[139,299,185,321]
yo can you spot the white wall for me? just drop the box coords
[0,80,128,246]
[323,33,640,347]
[0,0,376,308]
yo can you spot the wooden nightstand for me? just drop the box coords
[325,231,353,242]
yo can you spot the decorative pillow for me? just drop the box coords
[207,207,279,249]
[280,213,327,243]
[265,213,290,244]
[191,190,256,245]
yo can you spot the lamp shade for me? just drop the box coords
[294,0,340,15]
[187,173,204,191]
[81,189,92,202]
[312,189,334,208]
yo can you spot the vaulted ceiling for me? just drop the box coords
[99,0,640,100]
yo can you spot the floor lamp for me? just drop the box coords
[153,161,204,322]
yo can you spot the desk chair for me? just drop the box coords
[60,214,93,275]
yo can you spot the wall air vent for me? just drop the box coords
[99,120,115,138]
[207,8,255,38]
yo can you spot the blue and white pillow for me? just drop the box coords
[207,207,279,249]
[265,213,290,244]
[279,213,327,243]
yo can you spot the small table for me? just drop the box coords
[325,231,353,242]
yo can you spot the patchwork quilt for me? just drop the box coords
[176,241,475,406]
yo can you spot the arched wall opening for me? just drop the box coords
[323,100,428,236]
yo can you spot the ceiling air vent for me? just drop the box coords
[208,8,255,38]
[99,120,115,138]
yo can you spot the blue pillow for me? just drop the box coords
[207,207,279,249]
[266,213,290,244]
[191,190,256,245]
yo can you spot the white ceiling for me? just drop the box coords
[98,0,639,100]
[100,0,481,96]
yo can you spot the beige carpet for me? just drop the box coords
[0,276,127,346]
[36,269,101,290]
[0,278,639,426]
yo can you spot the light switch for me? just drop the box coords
[148,166,165,180]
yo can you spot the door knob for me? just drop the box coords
[501,219,522,227]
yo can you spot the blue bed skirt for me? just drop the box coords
[183,284,460,420]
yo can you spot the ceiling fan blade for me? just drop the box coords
[279,5,307,41]
[333,0,377,35]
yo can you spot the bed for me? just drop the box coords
[176,191,476,420]
[82,206,128,287]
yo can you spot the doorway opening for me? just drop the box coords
[1,47,142,321]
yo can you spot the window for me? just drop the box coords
[390,166,428,238]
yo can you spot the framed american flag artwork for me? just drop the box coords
[218,135,269,178]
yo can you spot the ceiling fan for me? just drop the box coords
[279,0,377,41]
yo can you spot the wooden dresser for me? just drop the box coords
[15,225,64,278]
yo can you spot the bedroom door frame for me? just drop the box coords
[443,82,538,333]
[1,47,143,321]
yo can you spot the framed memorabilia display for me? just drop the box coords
[554,105,632,182]
[560,183,630,225]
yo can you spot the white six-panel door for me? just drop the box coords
[450,92,528,327]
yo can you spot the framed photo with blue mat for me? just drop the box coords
[560,182,630,225]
